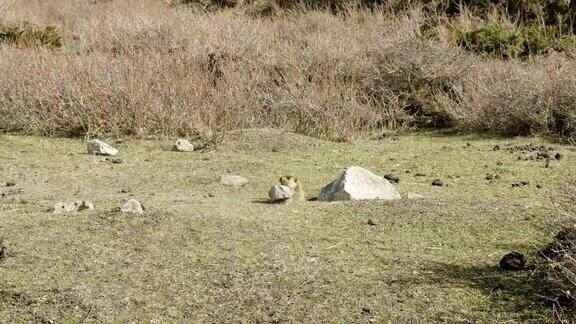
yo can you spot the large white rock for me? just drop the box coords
[318,166,401,202]
[121,199,145,214]
[172,139,194,152]
[87,139,118,156]
[219,175,248,186]
[268,185,292,202]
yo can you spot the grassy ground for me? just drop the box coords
[0,129,573,322]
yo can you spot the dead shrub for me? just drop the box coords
[1,1,576,141]
[538,179,576,321]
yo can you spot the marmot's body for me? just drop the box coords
[279,176,306,202]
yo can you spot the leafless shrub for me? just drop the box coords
[0,1,576,141]
[541,179,576,321]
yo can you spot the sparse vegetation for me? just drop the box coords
[0,22,62,48]
[2,1,576,321]
[1,131,575,321]
[0,1,576,140]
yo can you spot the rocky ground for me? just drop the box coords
[0,129,573,322]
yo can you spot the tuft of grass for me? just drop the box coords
[0,23,62,48]
[451,21,571,58]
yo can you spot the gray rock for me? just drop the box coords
[87,139,118,156]
[268,185,293,202]
[318,166,402,202]
[219,174,248,186]
[407,192,424,199]
[172,139,194,152]
[120,199,145,214]
[53,202,77,214]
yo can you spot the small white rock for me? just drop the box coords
[53,202,76,214]
[268,185,293,202]
[87,139,118,156]
[120,199,145,214]
[407,192,424,199]
[172,139,194,152]
[219,175,248,186]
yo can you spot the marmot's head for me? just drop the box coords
[279,176,300,189]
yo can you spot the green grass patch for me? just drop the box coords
[0,130,572,321]
[451,22,575,58]
[0,23,62,48]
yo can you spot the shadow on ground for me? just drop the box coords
[392,260,555,319]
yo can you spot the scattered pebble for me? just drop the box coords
[367,218,378,226]
[431,179,444,187]
[492,145,500,151]
[384,173,399,183]
[4,181,15,187]
[415,172,426,177]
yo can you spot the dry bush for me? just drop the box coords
[540,179,576,321]
[0,1,426,140]
[439,53,576,137]
[1,0,576,140]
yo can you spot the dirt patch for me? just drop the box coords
[539,227,576,260]
[218,129,331,152]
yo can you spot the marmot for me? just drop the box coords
[279,176,306,202]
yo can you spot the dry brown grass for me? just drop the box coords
[1,0,576,140]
